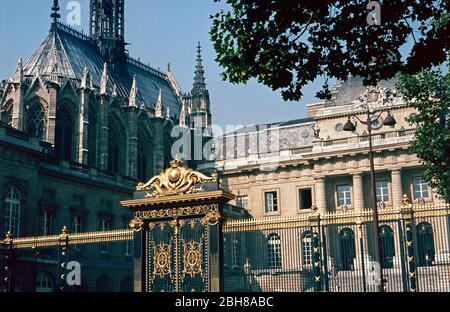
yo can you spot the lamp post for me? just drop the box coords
[243,258,253,291]
[343,104,397,292]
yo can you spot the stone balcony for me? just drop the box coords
[311,128,415,155]
[209,128,415,172]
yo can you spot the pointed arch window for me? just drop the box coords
[137,145,147,182]
[55,105,74,161]
[28,103,46,139]
[3,185,22,237]
[108,117,125,175]
[137,129,153,182]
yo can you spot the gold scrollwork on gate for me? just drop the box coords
[201,204,222,226]
[129,217,144,232]
[137,160,218,198]
[153,242,172,279]
[182,238,203,278]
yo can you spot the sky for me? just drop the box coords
[0,0,324,129]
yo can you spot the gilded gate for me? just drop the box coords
[121,160,234,292]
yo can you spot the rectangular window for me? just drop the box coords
[264,191,278,213]
[412,177,429,199]
[376,181,389,203]
[299,188,313,210]
[337,185,351,207]
[42,211,53,236]
[236,196,248,209]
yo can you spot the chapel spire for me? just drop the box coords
[50,0,61,23]
[193,42,207,93]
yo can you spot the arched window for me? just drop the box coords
[417,222,435,267]
[108,117,125,175]
[137,126,153,181]
[27,103,46,139]
[301,231,312,266]
[339,228,356,271]
[3,185,21,237]
[267,233,281,268]
[137,144,147,182]
[55,105,74,161]
[379,225,395,269]
[36,272,54,292]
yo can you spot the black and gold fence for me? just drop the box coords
[1,198,449,293]
[0,228,134,292]
[222,198,450,292]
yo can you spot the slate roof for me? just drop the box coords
[22,23,181,117]
[224,117,315,137]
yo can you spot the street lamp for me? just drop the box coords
[243,258,253,291]
[343,105,397,292]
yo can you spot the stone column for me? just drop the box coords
[315,177,327,213]
[11,83,24,131]
[46,83,59,144]
[77,88,90,165]
[391,170,403,208]
[353,173,365,212]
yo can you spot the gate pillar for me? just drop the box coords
[121,160,234,292]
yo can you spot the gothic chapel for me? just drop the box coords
[0,0,212,238]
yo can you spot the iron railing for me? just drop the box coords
[0,228,134,293]
[1,199,449,293]
[222,199,450,292]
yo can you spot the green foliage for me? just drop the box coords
[396,69,450,202]
[210,0,449,101]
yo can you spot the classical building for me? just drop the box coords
[211,77,446,218]
[206,78,449,292]
[0,0,212,239]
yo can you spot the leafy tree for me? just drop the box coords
[396,69,450,203]
[210,0,449,101]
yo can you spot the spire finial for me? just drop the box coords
[12,58,23,83]
[81,67,91,89]
[155,89,163,118]
[100,63,108,95]
[51,0,61,23]
[167,63,171,73]
[179,102,187,127]
[129,75,138,107]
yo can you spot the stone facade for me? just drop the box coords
[208,77,447,218]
